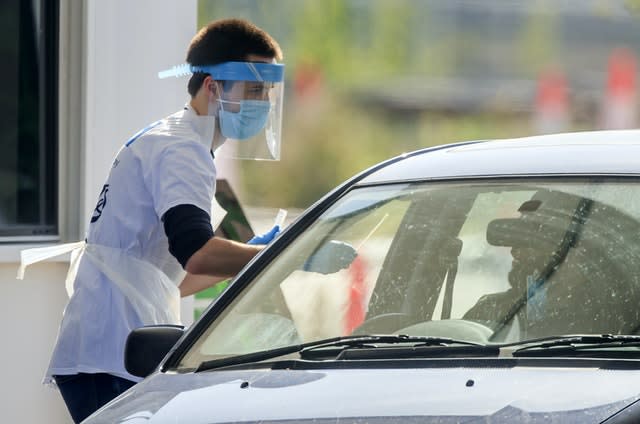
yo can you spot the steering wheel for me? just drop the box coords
[352,313,422,335]
[398,319,493,343]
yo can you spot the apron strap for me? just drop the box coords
[17,241,87,297]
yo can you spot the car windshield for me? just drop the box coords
[178,178,640,369]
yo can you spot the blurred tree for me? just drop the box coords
[516,1,558,78]
[290,0,351,82]
[368,1,412,78]
[624,0,640,16]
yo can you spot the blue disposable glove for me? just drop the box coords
[303,240,358,274]
[247,225,281,245]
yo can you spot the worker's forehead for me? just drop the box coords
[245,54,276,63]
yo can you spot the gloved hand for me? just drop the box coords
[247,225,281,245]
[303,240,357,274]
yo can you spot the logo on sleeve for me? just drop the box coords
[91,184,109,223]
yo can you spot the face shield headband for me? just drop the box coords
[158,61,285,161]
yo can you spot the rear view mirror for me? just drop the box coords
[125,325,184,378]
[486,217,567,249]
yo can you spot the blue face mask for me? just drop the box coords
[218,99,271,140]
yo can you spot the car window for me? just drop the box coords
[178,179,640,369]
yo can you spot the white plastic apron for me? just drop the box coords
[17,241,181,325]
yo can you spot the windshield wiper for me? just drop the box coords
[506,334,640,357]
[194,334,484,373]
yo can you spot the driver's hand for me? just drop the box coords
[303,240,357,274]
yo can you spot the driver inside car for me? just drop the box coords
[463,197,562,339]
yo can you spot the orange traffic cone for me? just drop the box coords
[533,68,569,134]
[601,48,638,129]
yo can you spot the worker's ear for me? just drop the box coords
[204,76,221,100]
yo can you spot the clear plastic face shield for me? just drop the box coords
[159,61,284,160]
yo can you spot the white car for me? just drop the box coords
[87,130,640,423]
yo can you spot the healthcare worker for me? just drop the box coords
[33,18,292,423]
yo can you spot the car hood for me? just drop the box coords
[85,362,640,423]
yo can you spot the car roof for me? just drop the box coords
[358,129,640,185]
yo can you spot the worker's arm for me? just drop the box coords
[163,204,265,279]
[184,237,262,277]
[179,272,229,297]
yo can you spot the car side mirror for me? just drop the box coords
[124,325,184,378]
